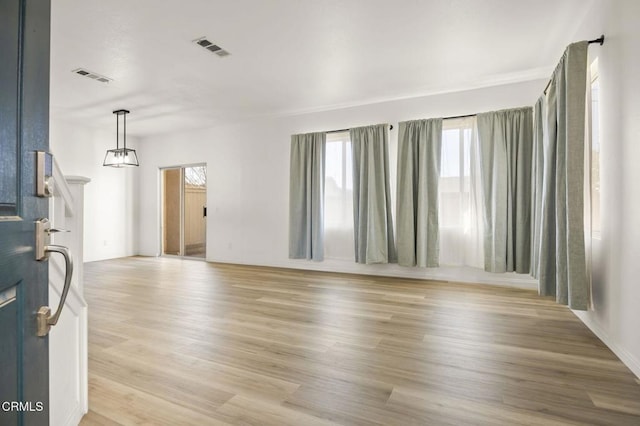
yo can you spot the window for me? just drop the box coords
[590,58,601,239]
[184,166,207,187]
[438,118,483,267]
[440,127,472,229]
[324,131,354,259]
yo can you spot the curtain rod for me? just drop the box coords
[442,113,476,121]
[326,124,393,134]
[543,35,605,94]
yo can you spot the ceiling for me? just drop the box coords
[50,0,595,137]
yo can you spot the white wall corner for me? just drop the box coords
[574,310,640,379]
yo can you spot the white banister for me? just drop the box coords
[52,158,75,218]
[48,159,90,426]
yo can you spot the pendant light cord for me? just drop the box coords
[116,112,119,150]
[123,111,127,150]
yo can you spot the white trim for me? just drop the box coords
[59,397,86,426]
[158,162,207,170]
[207,256,538,290]
[64,176,91,185]
[573,311,640,380]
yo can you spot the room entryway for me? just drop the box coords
[161,165,207,258]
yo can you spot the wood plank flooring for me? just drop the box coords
[79,257,640,425]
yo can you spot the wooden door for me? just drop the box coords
[0,0,51,424]
[162,168,182,255]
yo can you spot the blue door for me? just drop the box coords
[1,0,51,424]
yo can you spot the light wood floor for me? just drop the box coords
[80,257,640,425]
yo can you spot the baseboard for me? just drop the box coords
[206,256,538,290]
[61,402,86,426]
[574,311,640,379]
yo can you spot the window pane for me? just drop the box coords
[439,129,462,229]
[463,128,472,177]
[324,133,355,260]
[184,166,206,187]
[441,129,460,178]
[439,124,477,265]
[325,140,345,229]
[438,118,483,267]
[345,142,353,191]
[325,142,343,190]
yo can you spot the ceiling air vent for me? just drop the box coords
[193,37,231,58]
[72,68,112,83]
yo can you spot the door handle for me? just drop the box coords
[34,218,74,337]
[37,245,74,337]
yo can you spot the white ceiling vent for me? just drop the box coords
[193,37,231,58]
[72,68,112,83]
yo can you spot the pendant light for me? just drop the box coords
[103,109,139,167]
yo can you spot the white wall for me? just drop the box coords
[569,0,640,378]
[50,120,139,262]
[137,79,544,287]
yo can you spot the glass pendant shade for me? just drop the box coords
[103,147,139,167]
[104,109,139,167]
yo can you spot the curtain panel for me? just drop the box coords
[536,41,589,310]
[288,132,326,261]
[396,118,442,267]
[530,97,545,279]
[350,124,397,264]
[477,107,534,273]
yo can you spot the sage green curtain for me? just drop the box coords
[538,41,589,310]
[350,124,396,264]
[289,132,325,261]
[530,97,545,279]
[477,107,533,273]
[396,119,442,267]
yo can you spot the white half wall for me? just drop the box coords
[569,0,640,378]
[50,120,139,262]
[48,177,89,426]
[137,79,544,287]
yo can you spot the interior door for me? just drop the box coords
[0,0,51,424]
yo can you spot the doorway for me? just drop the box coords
[161,165,207,258]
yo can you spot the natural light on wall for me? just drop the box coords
[590,58,601,240]
[324,131,355,260]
